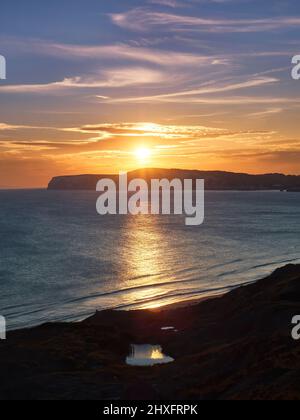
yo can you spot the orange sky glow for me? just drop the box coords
[1,2,300,187]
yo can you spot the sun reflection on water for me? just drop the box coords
[119,214,175,309]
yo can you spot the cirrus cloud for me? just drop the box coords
[110,8,300,33]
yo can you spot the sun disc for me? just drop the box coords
[135,147,151,162]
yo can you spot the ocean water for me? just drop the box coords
[0,189,300,331]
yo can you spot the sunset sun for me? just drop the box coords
[135,147,152,163]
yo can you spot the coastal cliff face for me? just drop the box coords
[47,169,300,191]
[1,264,300,400]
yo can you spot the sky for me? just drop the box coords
[0,0,300,187]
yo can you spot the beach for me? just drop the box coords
[1,264,300,400]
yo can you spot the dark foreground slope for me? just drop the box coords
[48,168,300,191]
[1,264,300,400]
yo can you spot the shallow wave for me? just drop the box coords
[5,257,300,329]
[250,257,300,270]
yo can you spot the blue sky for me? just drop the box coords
[0,0,300,186]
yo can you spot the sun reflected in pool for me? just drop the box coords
[126,344,174,366]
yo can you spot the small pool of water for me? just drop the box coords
[126,345,175,367]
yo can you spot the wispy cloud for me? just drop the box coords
[148,0,185,7]
[2,122,277,154]
[247,108,284,118]
[70,122,228,139]
[3,36,295,64]
[110,8,300,33]
[2,37,221,67]
[0,67,170,94]
[0,123,62,131]
[105,77,280,103]
[0,123,25,130]
[158,96,300,105]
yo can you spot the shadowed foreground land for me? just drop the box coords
[1,264,300,400]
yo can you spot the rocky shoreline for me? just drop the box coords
[1,264,300,400]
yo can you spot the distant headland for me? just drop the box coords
[48,168,300,191]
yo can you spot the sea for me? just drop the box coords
[0,189,299,330]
